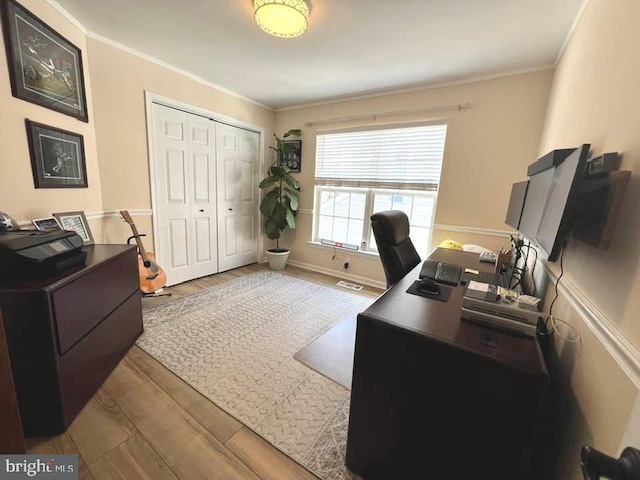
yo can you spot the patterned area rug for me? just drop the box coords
[137,271,374,480]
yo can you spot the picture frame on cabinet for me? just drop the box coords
[53,211,94,245]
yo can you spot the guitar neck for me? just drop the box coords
[130,223,149,260]
[120,211,150,262]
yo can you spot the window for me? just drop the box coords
[314,124,447,256]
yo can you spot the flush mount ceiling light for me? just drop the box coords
[254,0,309,38]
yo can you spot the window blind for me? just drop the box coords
[315,124,447,191]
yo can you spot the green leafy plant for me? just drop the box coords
[259,129,302,252]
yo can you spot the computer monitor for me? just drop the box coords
[504,181,529,230]
[535,144,590,260]
[518,168,555,246]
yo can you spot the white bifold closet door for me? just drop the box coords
[151,103,259,285]
[216,123,259,272]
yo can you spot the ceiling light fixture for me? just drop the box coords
[254,0,309,38]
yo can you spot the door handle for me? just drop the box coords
[228,208,233,211]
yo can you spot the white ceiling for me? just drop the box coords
[53,0,584,110]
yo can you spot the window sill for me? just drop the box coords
[307,241,380,259]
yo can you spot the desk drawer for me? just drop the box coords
[59,292,142,425]
[52,250,138,354]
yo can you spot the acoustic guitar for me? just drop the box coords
[120,210,167,294]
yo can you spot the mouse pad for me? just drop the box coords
[406,281,452,302]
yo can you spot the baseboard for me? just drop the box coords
[287,259,386,290]
[542,261,640,389]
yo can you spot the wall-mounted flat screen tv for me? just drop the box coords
[535,144,590,260]
[517,144,590,261]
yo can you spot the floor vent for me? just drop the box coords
[337,280,364,291]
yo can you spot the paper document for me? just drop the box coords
[467,281,490,292]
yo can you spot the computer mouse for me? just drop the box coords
[418,277,439,294]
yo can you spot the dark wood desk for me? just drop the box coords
[0,244,143,436]
[346,248,549,480]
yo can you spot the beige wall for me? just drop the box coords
[4,4,639,477]
[0,2,275,248]
[276,70,552,285]
[86,37,276,246]
[534,0,640,477]
[0,0,103,237]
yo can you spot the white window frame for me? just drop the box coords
[312,122,447,258]
[312,185,439,258]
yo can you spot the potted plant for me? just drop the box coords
[259,129,302,270]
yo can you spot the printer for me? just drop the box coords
[461,281,543,337]
[0,229,86,281]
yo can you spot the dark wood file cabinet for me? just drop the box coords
[0,244,143,436]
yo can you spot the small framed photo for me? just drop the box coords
[32,216,62,231]
[283,140,302,173]
[53,211,94,245]
[26,120,88,189]
[0,0,89,121]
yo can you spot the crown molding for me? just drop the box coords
[555,0,591,66]
[46,0,562,114]
[44,0,274,112]
[275,65,554,112]
[46,0,87,34]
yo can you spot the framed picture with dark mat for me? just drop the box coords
[282,140,301,172]
[0,0,89,121]
[26,120,87,188]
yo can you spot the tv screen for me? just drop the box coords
[535,144,590,260]
[505,181,529,230]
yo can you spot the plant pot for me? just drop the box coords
[266,248,290,271]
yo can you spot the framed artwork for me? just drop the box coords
[31,216,62,231]
[0,0,89,122]
[282,140,302,173]
[53,211,94,245]
[26,120,87,188]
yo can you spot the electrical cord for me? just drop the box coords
[331,245,349,271]
[540,243,581,343]
[507,235,526,289]
[548,244,565,318]
[525,242,538,297]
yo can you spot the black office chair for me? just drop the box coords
[581,445,640,480]
[371,210,421,288]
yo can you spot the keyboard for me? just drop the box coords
[435,263,463,285]
[419,260,462,286]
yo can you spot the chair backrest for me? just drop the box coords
[371,210,421,288]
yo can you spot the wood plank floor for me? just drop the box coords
[27,263,381,480]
